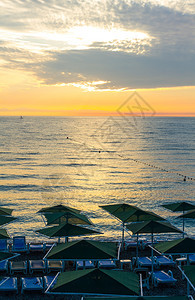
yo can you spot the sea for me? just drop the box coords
[0,116,194,242]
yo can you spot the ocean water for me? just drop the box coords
[0,116,194,242]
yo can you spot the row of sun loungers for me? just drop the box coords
[0,236,54,253]
[0,275,57,294]
[0,259,118,274]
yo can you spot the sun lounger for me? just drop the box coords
[150,270,177,287]
[0,239,8,252]
[0,277,18,293]
[0,260,8,273]
[76,260,95,270]
[29,243,45,252]
[189,254,195,265]
[29,260,46,274]
[155,255,175,268]
[12,236,28,252]
[47,260,64,272]
[10,261,27,274]
[137,257,153,268]
[43,275,57,291]
[98,260,116,269]
[21,277,43,294]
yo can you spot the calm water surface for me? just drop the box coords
[0,117,194,242]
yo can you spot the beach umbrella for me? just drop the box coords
[162,202,195,236]
[46,240,118,260]
[0,207,13,216]
[177,209,195,220]
[100,204,138,248]
[50,268,139,295]
[38,204,80,214]
[0,228,10,239]
[0,215,16,226]
[0,251,17,261]
[43,211,93,226]
[127,220,183,282]
[36,223,101,242]
[155,237,195,254]
[100,204,164,250]
[182,265,195,291]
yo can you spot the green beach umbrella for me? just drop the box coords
[182,265,195,287]
[127,220,183,281]
[36,223,101,241]
[155,237,195,254]
[0,215,16,226]
[44,211,93,226]
[0,207,13,216]
[100,204,164,251]
[38,204,80,214]
[46,240,118,260]
[0,228,10,239]
[177,209,195,220]
[50,268,139,295]
[162,201,195,236]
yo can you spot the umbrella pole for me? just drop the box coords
[182,217,185,238]
[136,234,139,261]
[122,222,125,250]
[151,233,154,286]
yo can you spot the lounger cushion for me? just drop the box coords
[10,261,27,271]
[152,271,177,285]
[0,277,18,292]
[76,260,95,269]
[98,260,116,268]
[22,277,43,292]
[30,260,46,270]
[0,260,8,271]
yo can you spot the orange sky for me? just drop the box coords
[0,70,194,116]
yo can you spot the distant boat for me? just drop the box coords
[20,116,23,119]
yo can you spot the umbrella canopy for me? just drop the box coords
[0,215,16,226]
[44,211,93,226]
[47,240,117,260]
[162,202,195,212]
[162,201,195,236]
[0,207,13,216]
[178,209,195,220]
[127,220,183,236]
[36,223,101,239]
[0,228,10,239]
[50,268,139,295]
[100,204,139,223]
[155,237,195,254]
[182,265,195,286]
[38,204,80,214]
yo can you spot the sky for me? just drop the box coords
[0,0,195,116]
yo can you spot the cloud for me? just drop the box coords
[0,1,194,90]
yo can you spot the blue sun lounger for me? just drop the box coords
[12,236,28,253]
[0,277,18,293]
[10,261,27,274]
[29,243,45,252]
[29,260,46,274]
[47,260,64,272]
[189,254,195,265]
[98,260,116,269]
[21,277,43,294]
[155,255,175,268]
[0,239,8,252]
[137,257,153,268]
[76,260,95,270]
[150,270,177,287]
[0,260,8,273]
